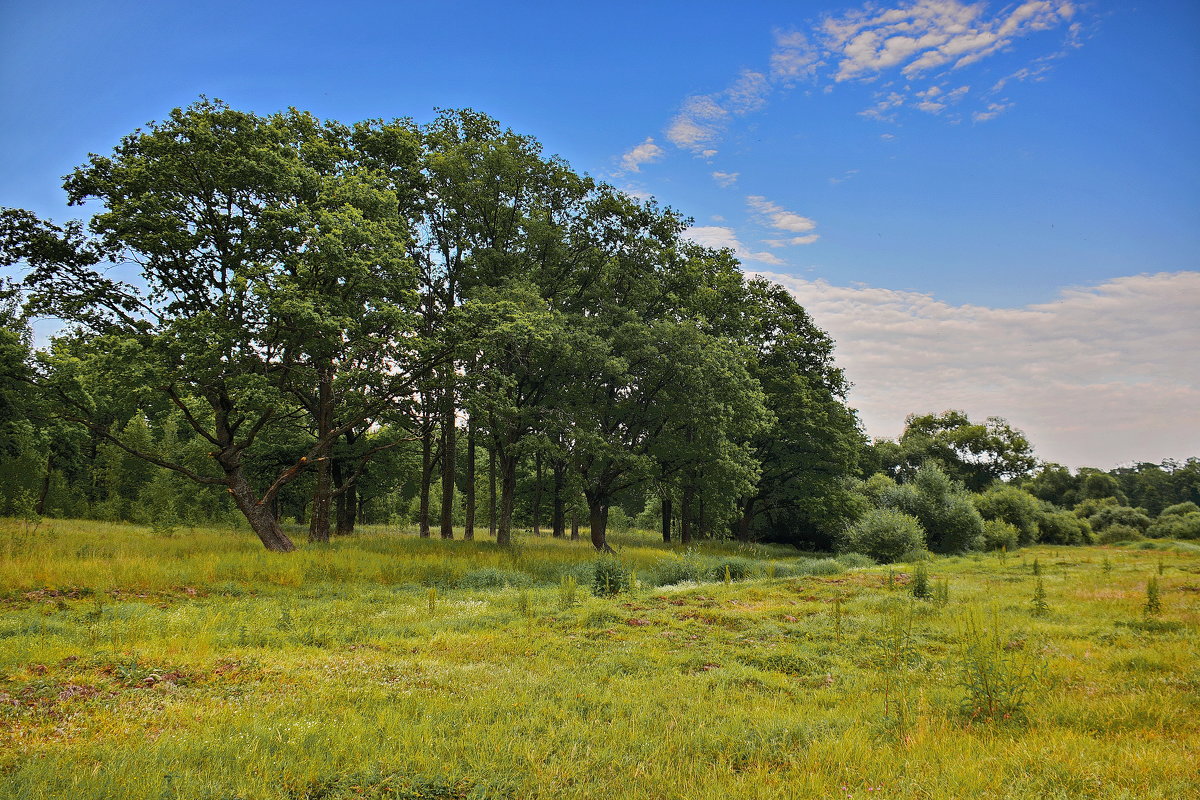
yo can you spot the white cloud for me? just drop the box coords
[973,101,1013,122]
[712,171,740,188]
[747,195,818,233]
[683,225,786,265]
[751,270,1200,469]
[665,70,770,155]
[770,29,821,84]
[764,235,821,247]
[618,137,665,173]
[823,0,1076,83]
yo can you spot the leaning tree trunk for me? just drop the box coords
[226,471,296,553]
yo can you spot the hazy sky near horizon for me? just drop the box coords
[2,0,1197,469]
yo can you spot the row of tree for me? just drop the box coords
[2,101,1196,556]
[0,100,861,552]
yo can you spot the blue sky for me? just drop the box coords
[2,0,1198,468]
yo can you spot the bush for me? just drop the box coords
[974,486,1041,546]
[879,464,984,554]
[981,519,1020,551]
[1091,505,1153,533]
[459,568,533,590]
[1098,524,1143,544]
[834,552,876,569]
[837,508,926,564]
[706,557,760,582]
[1036,509,1093,545]
[1147,511,1200,540]
[1160,501,1200,517]
[592,555,630,596]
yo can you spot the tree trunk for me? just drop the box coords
[551,459,565,538]
[588,497,614,553]
[735,497,755,542]
[497,451,517,546]
[35,452,52,516]
[680,482,694,545]
[227,472,296,553]
[418,412,433,538]
[439,378,455,540]
[532,451,543,536]
[464,422,476,541]
[308,365,334,543]
[661,494,673,543]
[570,511,579,541]
[488,446,497,538]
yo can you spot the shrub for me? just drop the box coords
[1147,511,1200,540]
[1036,509,1093,545]
[706,557,759,582]
[1098,524,1143,544]
[880,464,984,554]
[1160,501,1200,517]
[592,555,630,596]
[459,567,533,590]
[837,508,925,564]
[834,552,876,569]
[1088,505,1152,534]
[981,519,1020,551]
[974,486,1041,546]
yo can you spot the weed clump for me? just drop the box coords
[956,613,1041,723]
[592,555,630,596]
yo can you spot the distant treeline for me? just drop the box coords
[1,100,1196,557]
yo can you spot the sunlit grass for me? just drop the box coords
[1,518,1197,798]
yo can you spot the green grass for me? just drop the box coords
[1,518,1198,799]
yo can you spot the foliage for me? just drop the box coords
[980,519,1020,552]
[876,463,984,554]
[973,485,1042,546]
[837,508,925,564]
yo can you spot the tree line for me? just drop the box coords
[1,100,1196,558]
[0,100,860,553]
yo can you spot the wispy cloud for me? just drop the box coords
[666,70,770,156]
[683,225,786,265]
[747,195,819,234]
[649,0,1086,158]
[712,171,740,187]
[617,137,665,174]
[753,270,1200,468]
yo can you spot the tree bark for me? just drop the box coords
[308,365,334,543]
[551,458,565,538]
[661,494,673,543]
[570,511,579,541]
[35,451,52,516]
[488,446,497,538]
[680,481,694,545]
[464,421,476,541]
[735,497,755,542]
[439,375,455,539]
[587,497,614,553]
[418,409,433,538]
[497,451,517,546]
[227,471,296,552]
[532,451,543,536]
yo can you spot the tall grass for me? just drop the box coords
[0,517,1196,799]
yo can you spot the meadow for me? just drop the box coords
[1,518,1197,799]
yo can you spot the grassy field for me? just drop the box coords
[1,518,1198,799]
